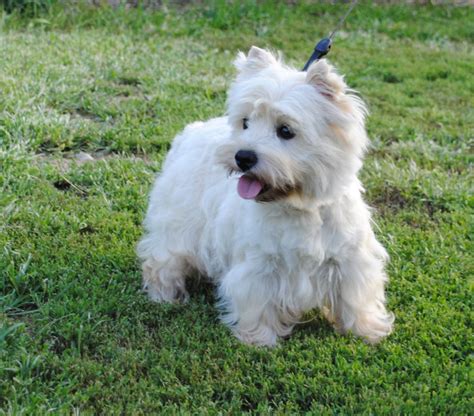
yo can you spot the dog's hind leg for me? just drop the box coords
[140,254,190,304]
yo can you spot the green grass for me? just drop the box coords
[1,1,473,414]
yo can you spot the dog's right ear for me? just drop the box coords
[305,59,347,99]
[234,46,277,76]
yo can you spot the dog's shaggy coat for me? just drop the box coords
[137,47,394,346]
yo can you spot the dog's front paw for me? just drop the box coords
[233,325,279,347]
[345,309,394,344]
[358,312,394,344]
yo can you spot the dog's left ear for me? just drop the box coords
[305,59,347,99]
[234,46,277,76]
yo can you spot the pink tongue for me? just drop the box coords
[237,176,263,199]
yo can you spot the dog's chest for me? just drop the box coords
[204,198,345,280]
[241,208,330,266]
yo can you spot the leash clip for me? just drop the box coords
[302,0,358,71]
[302,38,332,71]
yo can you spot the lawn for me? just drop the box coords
[0,1,473,414]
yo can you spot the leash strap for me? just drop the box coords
[302,0,358,71]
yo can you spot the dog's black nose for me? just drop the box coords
[235,150,258,172]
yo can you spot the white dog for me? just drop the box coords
[137,46,394,346]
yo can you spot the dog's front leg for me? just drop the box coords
[217,263,291,347]
[328,248,394,344]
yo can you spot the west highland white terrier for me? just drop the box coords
[137,46,394,346]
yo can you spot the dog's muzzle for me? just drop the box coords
[235,150,258,172]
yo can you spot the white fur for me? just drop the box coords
[137,47,394,346]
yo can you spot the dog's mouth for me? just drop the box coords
[237,173,296,202]
[237,174,268,200]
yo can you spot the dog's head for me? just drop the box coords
[216,46,368,206]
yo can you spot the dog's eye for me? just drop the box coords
[242,118,249,130]
[277,125,295,140]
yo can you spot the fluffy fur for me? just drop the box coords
[137,46,394,346]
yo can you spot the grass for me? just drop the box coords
[0,1,473,414]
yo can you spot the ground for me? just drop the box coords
[0,2,473,414]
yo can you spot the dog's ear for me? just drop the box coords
[305,59,346,99]
[234,46,277,76]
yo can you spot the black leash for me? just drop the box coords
[302,0,358,71]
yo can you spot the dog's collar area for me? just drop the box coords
[302,0,357,71]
